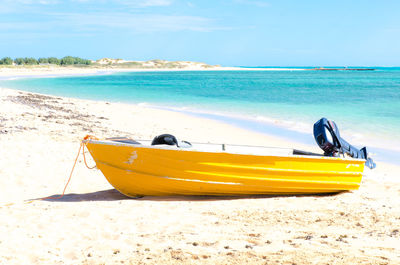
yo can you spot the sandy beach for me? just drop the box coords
[1,77,400,264]
[0,65,307,80]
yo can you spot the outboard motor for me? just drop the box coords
[313,118,376,169]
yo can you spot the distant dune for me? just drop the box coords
[94,58,219,69]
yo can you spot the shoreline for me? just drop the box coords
[0,65,311,80]
[0,86,315,149]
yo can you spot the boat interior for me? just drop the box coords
[103,136,325,158]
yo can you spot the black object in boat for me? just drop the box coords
[151,134,192,148]
[313,117,376,169]
[152,134,179,146]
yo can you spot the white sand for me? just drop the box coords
[0,66,307,80]
[0,83,399,264]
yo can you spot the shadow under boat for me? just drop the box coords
[36,188,346,202]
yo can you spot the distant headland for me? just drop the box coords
[0,56,219,70]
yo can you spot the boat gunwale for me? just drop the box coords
[83,139,367,164]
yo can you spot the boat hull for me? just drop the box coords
[84,140,365,197]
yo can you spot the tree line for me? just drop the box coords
[0,56,92,65]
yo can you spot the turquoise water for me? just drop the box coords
[1,69,400,160]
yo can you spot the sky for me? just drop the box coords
[0,0,399,66]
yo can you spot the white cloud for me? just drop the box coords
[0,0,172,7]
[0,0,57,14]
[71,0,173,7]
[234,0,269,7]
[37,0,58,4]
[135,0,172,7]
[0,12,227,34]
[0,0,59,4]
[0,0,230,35]
[53,12,219,32]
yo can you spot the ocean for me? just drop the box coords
[1,68,400,163]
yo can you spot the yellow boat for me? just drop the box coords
[83,132,369,197]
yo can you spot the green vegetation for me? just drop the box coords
[12,57,39,65]
[14,58,26,65]
[0,56,91,66]
[0,57,13,65]
[48,57,61,65]
[25,57,38,65]
[60,56,92,65]
[38,57,49,64]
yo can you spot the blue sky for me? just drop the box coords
[0,0,399,66]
